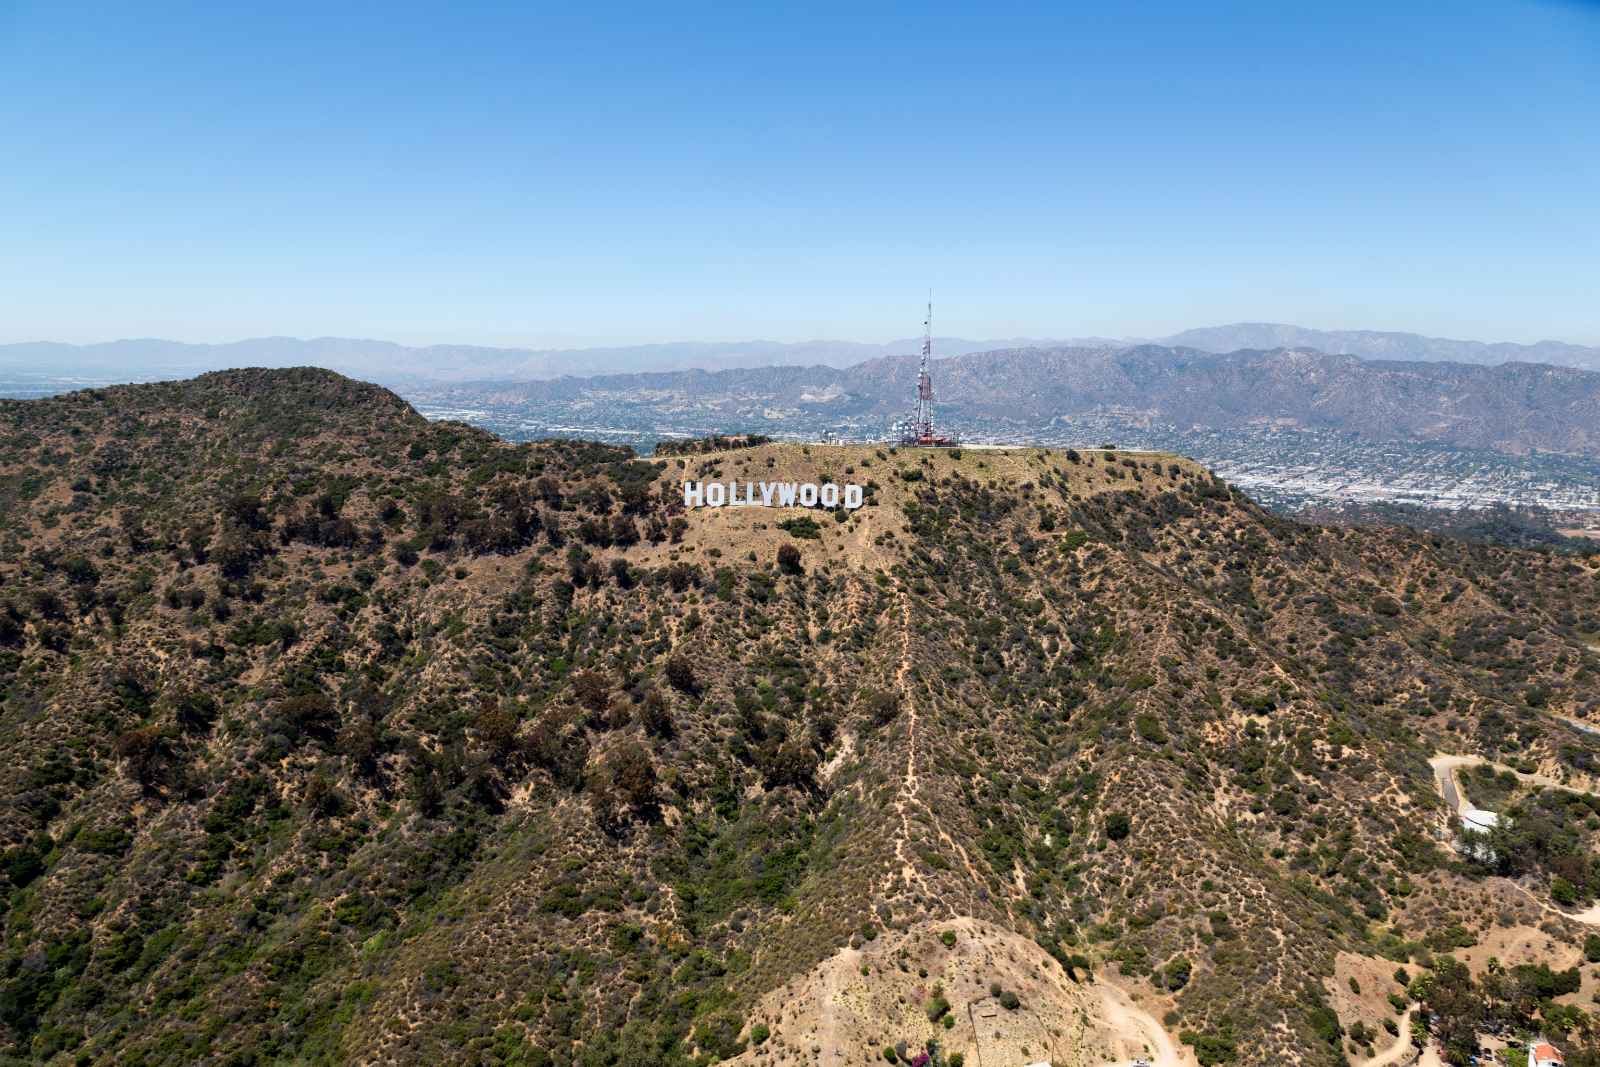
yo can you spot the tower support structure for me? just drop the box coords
[897,298,956,446]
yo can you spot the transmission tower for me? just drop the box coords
[914,298,934,440]
[898,296,954,446]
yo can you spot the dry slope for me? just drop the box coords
[3,370,1600,1067]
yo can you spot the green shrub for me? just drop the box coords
[778,516,822,539]
[1135,714,1168,744]
[74,825,131,856]
[1182,1030,1238,1066]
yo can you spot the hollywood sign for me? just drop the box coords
[682,480,864,510]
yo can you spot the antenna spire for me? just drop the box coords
[898,294,954,446]
[923,293,932,364]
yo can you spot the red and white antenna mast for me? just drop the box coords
[914,295,935,441]
[897,293,954,446]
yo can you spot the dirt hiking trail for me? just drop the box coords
[1357,1010,1414,1067]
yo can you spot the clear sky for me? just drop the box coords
[1,1,1597,348]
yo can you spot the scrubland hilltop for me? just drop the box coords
[4,369,1600,1067]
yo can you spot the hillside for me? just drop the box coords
[413,345,1600,457]
[4,369,1600,1066]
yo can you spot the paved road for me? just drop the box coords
[1430,755,1482,818]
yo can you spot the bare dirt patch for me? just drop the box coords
[1326,952,1412,1063]
[730,916,1195,1067]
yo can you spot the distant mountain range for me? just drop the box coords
[0,335,1084,383]
[4,323,1597,383]
[1165,324,1600,369]
[416,344,1600,456]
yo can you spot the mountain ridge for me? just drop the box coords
[5,323,1598,386]
[414,344,1600,456]
[1166,323,1600,369]
[0,336,1077,384]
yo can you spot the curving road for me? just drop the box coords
[1431,756,1469,814]
[1358,1009,1414,1067]
[1097,982,1188,1067]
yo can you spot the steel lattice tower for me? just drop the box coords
[913,298,935,441]
[898,297,953,446]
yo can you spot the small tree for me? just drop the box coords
[223,492,271,531]
[861,688,899,728]
[639,689,674,738]
[1105,812,1131,841]
[572,670,613,716]
[303,772,346,818]
[590,740,658,832]
[338,718,385,780]
[473,701,521,764]
[172,690,219,734]
[115,726,174,793]
[275,692,339,746]
[664,654,700,696]
[760,737,819,790]
[777,543,803,575]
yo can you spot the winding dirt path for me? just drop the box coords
[877,588,1012,921]
[1358,1009,1415,1067]
[1096,982,1189,1067]
[815,945,859,1067]
[882,593,925,898]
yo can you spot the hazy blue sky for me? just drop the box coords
[2,1,1596,347]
